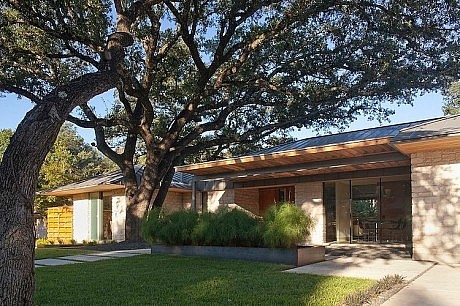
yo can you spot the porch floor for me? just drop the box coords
[326,243,412,260]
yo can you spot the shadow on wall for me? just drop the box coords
[412,156,460,265]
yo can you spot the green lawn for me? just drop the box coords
[35,254,374,305]
[35,247,97,259]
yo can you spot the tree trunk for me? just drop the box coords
[123,163,161,242]
[0,105,64,304]
[0,71,117,304]
[0,192,35,305]
[125,191,150,242]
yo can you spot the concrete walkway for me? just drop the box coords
[287,256,460,306]
[35,248,151,268]
[286,256,435,280]
[383,263,460,306]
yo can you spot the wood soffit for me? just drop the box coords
[177,138,398,176]
[196,152,409,182]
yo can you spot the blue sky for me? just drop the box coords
[0,90,445,143]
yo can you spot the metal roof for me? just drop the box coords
[43,165,192,194]
[251,118,436,156]
[392,115,460,142]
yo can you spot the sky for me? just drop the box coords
[0,90,446,143]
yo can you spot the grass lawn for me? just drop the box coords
[35,254,374,305]
[35,247,97,259]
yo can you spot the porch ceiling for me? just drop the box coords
[177,138,408,179]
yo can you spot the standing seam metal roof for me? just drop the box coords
[43,165,193,193]
[250,119,436,156]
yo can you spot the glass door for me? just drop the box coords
[351,179,379,243]
[324,176,412,244]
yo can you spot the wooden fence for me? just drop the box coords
[47,206,73,242]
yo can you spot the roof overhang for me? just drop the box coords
[42,184,191,197]
[392,134,460,154]
[176,137,409,181]
[41,184,124,197]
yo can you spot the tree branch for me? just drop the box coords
[79,104,124,167]
[0,84,43,104]
[164,1,207,76]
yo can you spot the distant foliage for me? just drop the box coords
[1,125,115,213]
[262,202,313,248]
[0,129,13,160]
[443,82,460,115]
[34,123,116,213]
[142,204,312,248]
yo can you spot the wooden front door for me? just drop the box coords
[258,186,295,216]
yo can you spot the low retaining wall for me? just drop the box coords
[151,245,325,266]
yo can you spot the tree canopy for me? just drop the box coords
[1,1,459,302]
[443,82,460,115]
[0,124,115,214]
[35,123,116,213]
[1,0,459,239]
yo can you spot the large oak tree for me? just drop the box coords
[0,1,459,304]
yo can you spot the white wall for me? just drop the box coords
[111,195,126,242]
[296,182,324,244]
[72,194,90,243]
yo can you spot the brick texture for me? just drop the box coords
[206,190,235,212]
[234,188,259,214]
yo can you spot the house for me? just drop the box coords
[42,166,193,242]
[177,115,460,264]
[45,116,460,263]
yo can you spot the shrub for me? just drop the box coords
[142,203,313,248]
[87,240,97,246]
[141,207,166,244]
[262,202,313,248]
[35,238,48,247]
[191,212,218,246]
[157,210,199,245]
[191,209,263,247]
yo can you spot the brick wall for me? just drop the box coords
[234,188,259,214]
[295,182,324,244]
[163,191,186,212]
[411,148,460,263]
[206,189,235,212]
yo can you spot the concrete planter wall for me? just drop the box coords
[151,245,325,266]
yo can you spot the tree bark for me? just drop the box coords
[0,71,117,305]
[125,191,150,242]
[123,162,162,242]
